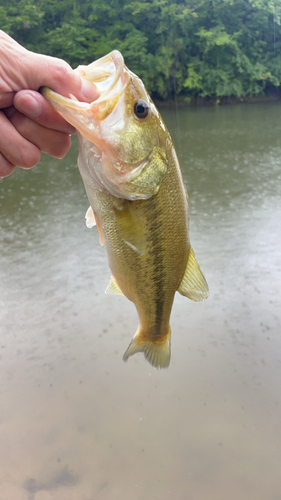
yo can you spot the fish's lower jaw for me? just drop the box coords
[123,328,171,369]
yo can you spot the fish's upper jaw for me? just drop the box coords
[43,51,129,125]
[75,51,130,122]
[89,70,129,122]
[76,51,124,91]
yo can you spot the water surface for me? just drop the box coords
[1,102,281,500]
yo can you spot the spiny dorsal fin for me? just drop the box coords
[114,201,146,256]
[105,275,124,296]
[85,206,96,228]
[123,327,171,369]
[177,246,209,301]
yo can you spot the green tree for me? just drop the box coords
[1,0,281,100]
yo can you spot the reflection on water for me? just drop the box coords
[1,102,281,500]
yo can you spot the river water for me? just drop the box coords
[0,102,281,500]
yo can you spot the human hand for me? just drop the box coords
[0,30,98,179]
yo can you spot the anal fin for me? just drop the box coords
[105,275,124,296]
[178,246,209,301]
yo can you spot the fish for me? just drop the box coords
[42,50,209,369]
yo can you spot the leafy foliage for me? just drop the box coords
[1,0,281,100]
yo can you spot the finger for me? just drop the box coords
[32,55,99,101]
[0,151,16,178]
[14,90,76,134]
[8,109,72,158]
[17,52,99,102]
[0,91,15,109]
[0,31,99,102]
[0,110,41,168]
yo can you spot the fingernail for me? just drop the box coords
[80,78,99,101]
[16,94,42,118]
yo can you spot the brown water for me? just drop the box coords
[0,102,281,500]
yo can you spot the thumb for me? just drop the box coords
[28,52,99,102]
[0,30,98,102]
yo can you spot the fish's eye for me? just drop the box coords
[134,100,149,119]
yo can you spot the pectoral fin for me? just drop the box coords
[85,206,96,228]
[178,246,209,301]
[114,201,146,256]
[105,275,124,295]
[85,206,104,245]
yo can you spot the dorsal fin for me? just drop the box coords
[177,246,209,301]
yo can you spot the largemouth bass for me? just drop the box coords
[42,50,209,369]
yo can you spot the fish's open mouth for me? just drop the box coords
[42,50,129,124]
[76,50,124,95]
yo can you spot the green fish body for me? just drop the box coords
[42,50,209,368]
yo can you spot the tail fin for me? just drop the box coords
[123,327,171,369]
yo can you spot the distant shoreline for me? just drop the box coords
[154,93,281,108]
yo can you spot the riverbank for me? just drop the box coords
[154,91,281,108]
